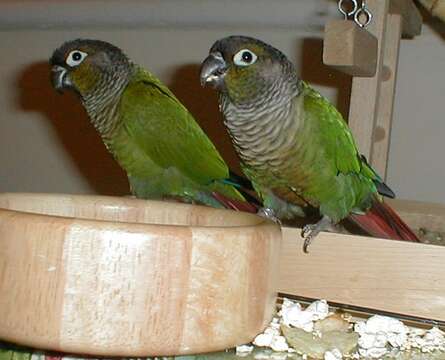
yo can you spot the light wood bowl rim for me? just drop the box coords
[0,192,269,230]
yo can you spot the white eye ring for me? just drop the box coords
[233,49,258,67]
[66,50,88,67]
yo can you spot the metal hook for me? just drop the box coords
[338,0,358,20]
[354,0,372,28]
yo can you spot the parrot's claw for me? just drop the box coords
[301,224,319,253]
[257,207,282,224]
[301,223,316,238]
[300,216,332,253]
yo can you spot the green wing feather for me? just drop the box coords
[297,82,384,220]
[115,66,244,202]
[302,83,380,183]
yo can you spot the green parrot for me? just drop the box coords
[49,39,257,211]
[200,35,418,251]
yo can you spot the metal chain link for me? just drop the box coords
[337,0,372,28]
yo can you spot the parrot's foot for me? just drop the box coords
[257,207,282,224]
[263,191,305,219]
[301,216,332,253]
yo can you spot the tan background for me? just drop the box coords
[0,0,443,203]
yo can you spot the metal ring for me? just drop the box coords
[354,5,372,28]
[338,0,358,19]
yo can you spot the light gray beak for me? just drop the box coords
[51,65,70,93]
[200,52,227,89]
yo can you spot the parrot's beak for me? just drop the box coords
[200,52,227,89]
[51,65,70,93]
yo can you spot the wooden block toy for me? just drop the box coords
[323,20,378,77]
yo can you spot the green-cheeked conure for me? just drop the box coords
[200,35,418,251]
[50,39,257,212]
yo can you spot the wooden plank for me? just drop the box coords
[277,228,445,322]
[323,20,378,77]
[371,14,403,178]
[277,199,445,321]
[348,0,389,161]
[390,0,423,38]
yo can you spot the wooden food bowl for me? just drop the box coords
[0,193,281,356]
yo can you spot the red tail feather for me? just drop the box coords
[211,192,258,213]
[348,199,419,242]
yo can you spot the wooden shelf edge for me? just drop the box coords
[276,199,445,321]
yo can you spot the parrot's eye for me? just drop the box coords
[66,50,88,67]
[233,49,257,67]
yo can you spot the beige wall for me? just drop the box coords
[386,21,445,204]
[0,2,444,204]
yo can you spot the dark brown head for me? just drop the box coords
[50,39,131,97]
[200,35,297,105]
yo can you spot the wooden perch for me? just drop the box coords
[278,198,445,322]
[390,0,423,38]
[348,0,389,166]
[417,0,445,22]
